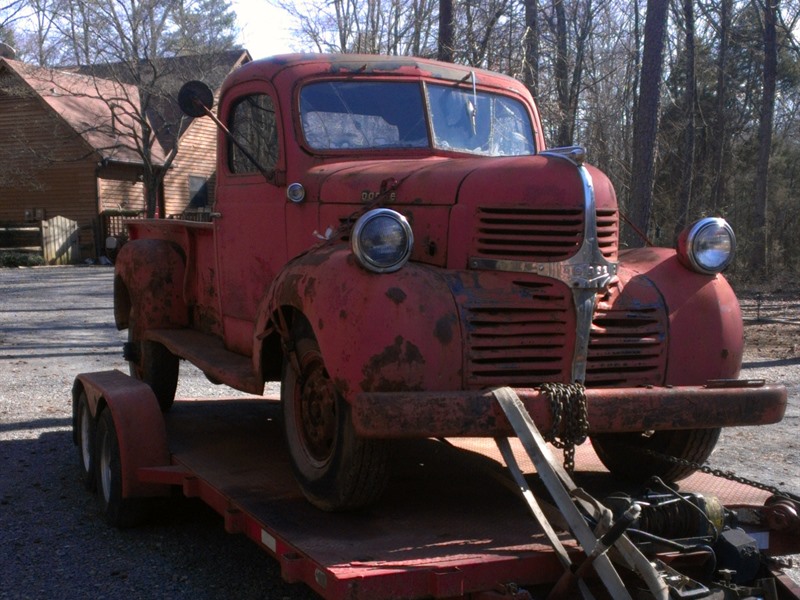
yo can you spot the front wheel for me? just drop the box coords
[590,427,721,483]
[282,319,388,511]
[126,331,179,412]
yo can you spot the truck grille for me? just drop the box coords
[596,208,618,261]
[461,276,666,389]
[585,282,667,387]
[473,207,618,262]
[463,278,572,387]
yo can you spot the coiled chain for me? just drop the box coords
[539,382,589,473]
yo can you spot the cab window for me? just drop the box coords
[228,94,278,174]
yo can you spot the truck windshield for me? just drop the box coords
[427,83,535,156]
[299,80,535,156]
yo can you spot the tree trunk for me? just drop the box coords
[554,0,570,146]
[711,0,731,213]
[751,0,777,274]
[437,0,455,62]
[623,0,668,248]
[673,0,696,242]
[523,0,539,99]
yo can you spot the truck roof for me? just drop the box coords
[221,53,529,95]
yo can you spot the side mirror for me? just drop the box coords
[178,80,214,118]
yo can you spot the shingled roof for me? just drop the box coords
[0,57,166,165]
[68,50,250,151]
[0,50,249,167]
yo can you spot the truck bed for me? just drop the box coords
[154,396,781,600]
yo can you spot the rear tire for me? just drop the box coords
[75,391,95,491]
[127,332,179,412]
[591,428,721,483]
[282,318,388,511]
[96,409,149,528]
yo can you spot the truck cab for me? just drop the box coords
[112,54,783,511]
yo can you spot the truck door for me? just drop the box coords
[214,82,286,356]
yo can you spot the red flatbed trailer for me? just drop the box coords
[73,370,800,600]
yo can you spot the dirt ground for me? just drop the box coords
[739,292,800,360]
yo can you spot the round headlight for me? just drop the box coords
[351,209,413,273]
[677,217,736,275]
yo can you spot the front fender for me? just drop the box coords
[268,244,463,401]
[114,239,189,339]
[619,247,743,384]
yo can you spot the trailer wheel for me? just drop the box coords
[96,408,148,528]
[282,320,388,511]
[75,391,95,491]
[590,427,721,483]
[127,332,179,412]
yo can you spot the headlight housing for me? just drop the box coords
[676,217,736,275]
[351,208,414,273]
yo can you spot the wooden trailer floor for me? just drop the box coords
[160,396,779,599]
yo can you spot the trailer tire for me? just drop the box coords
[590,427,721,483]
[75,391,96,491]
[96,408,149,528]
[282,319,388,511]
[127,333,179,412]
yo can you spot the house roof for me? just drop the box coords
[0,51,249,167]
[0,57,166,166]
[68,50,251,151]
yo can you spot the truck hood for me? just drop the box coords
[303,154,608,213]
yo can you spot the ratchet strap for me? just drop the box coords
[492,386,669,600]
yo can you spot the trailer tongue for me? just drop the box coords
[73,370,799,599]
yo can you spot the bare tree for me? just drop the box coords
[673,0,696,240]
[751,0,778,272]
[438,0,454,60]
[1,0,25,47]
[624,0,668,248]
[522,0,540,98]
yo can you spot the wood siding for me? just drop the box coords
[163,115,217,219]
[98,165,146,213]
[0,77,99,257]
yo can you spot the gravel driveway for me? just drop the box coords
[1,266,797,599]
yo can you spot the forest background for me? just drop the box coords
[1,0,799,288]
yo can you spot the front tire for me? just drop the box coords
[282,318,388,511]
[126,331,179,412]
[591,427,721,483]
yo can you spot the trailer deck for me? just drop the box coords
[130,395,795,600]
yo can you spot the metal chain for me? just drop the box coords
[539,382,589,474]
[638,447,800,503]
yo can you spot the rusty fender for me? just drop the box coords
[113,239,189,338]
[620,247,744,383]
[267,244,464,399]
[350,382,788,438]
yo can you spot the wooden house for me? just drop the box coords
[0,50,249,260]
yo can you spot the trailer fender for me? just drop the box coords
[73,370,170,498]
[113,239,189,338]
[262,244,463,400]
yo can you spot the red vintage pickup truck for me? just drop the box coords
[112,53,785,511]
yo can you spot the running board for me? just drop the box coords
[491,387,669,600]
[145,329,263,395]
